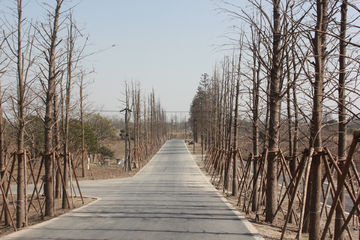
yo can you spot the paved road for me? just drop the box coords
[2,140,262,240]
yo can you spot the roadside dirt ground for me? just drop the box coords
[0,160,141,237]
[186,140,359,240]
[0,196,95,237]
[185,141,292,239]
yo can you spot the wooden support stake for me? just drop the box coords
[0,181,16,231]
[55,154,71,209]
[337,195,360,238]
[6,154,17,214]
[69,154,84,204]
[295,149,314,240]
[280,148,313,240]
[321,131,360,240]
[272,153,298,223]
[322,153,352,239]
[68,153,75,208]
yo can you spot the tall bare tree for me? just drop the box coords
[249,12,263,212]
[62,14,74,207]
[335,1,347,239]
[79,72,86,178]
[39,0,64,217]
[0,21,10,227]
[232,35,244,197]
[132,81,141,148]
[4,0,37,227]
[16,0,26,226]
[265,0,282,223]
[308,0,328,239]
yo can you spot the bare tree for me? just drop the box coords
[132,81,141,148]
[0,20,10,227]
[249,10,263,212]
[3,0,38,227]
[308,1,328,238]
[335,1,347,239]
[265,0,282,223]
[38,0,65,217]
[15,0,26,226]
[232,34,244,197]
[79,72,88,178]
[62,13,74,207]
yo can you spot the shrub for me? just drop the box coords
[98,146,114,158]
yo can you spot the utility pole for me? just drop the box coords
[171,119,173,139]
[193,119,196,154]
[184,116,187,140]
[173,120,175,138]
[121,108,132,172]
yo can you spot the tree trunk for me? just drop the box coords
[232,58,241,197]
[0,82,9,226]
[286,75,293,158]
[80,75,85,178]
[63,17,74,208]
[309,1,327,239]
[252,22,261,211]
[264,76,270,148]
[266,0,281,223]
[54,91,61,199]
[335,1,347,239]
[285,26,294,223]
[16,0,26,227]
[290,4,299,224]
[224,64,233,191]
[45,0,63,217]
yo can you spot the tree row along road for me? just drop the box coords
[2,140,262,240]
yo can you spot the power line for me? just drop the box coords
[164,111,189,113]
[92,109,190,113]
[92,109,122,113]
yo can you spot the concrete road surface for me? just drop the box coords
[1,140,263,240]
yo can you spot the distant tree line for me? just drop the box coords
[122,81,168,149]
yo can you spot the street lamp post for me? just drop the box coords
[120,108,132,172]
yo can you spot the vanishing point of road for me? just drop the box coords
[2,140,263,240]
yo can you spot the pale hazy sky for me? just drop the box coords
[5,0,246,119]
[20,1,359,124]
[73,0,241,115]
